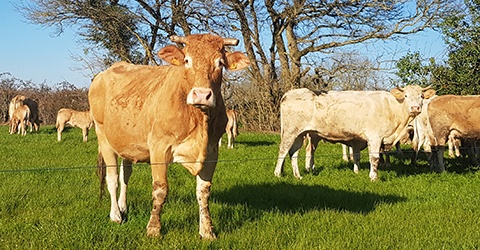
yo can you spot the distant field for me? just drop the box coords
[1,125,479,249]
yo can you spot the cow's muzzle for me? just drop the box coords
[187,87,216,109]
[409,106,421,116]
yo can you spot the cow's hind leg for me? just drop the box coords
[275,133,297,177]
[305,133,320,173]
[289,135,306,179]
[57,122,65,141]
[227,128,234,149]
[82,127,89,142]
[97,129,122,223]
[118,159,132,216]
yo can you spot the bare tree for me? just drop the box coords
[17,0,460,131]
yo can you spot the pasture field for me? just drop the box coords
[1,125,480,249]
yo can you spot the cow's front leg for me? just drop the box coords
[196,174,216,239]
[369,155,380,181]
[368,142,381,181]
[146,162,169,237]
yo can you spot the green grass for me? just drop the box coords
[1,126,480,249]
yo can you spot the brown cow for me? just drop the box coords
[275,86,435,181]
[56,108,94,142]
[10,104,30,136]
[426,95,480,172]
[8,95,41,133]
[219,109,239,148]
[89,34,249,239]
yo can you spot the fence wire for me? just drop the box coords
[0,147,457,174]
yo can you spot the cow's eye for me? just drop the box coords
[421,94,424,99]
[183,56,192,67]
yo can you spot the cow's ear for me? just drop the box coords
[390,88,405,102]
[225,52,250,71]
[158,45,185,66]
[423,89,436,99]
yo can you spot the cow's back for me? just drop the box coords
[310,91,407,144]
[428,95,480,144]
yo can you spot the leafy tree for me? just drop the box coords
[395,51,434,86]
[396,0,480,95]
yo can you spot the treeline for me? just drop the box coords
[0,73,89,126]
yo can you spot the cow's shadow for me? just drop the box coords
[213,182,406,234]
[379,149,480,175]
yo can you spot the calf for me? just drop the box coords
[56,108,94,142]
[10,104,30,136]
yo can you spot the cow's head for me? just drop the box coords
[391,85,436,116]
[157,34,250,109]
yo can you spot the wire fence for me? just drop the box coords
[0,147,460,174]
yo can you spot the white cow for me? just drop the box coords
[275,85,436,181]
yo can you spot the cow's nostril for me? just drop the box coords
[187,88,215,108]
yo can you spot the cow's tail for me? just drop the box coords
[96,150,106,199]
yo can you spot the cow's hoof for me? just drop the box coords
[110,213,122,224]
[294,175,303,180]
[200,231,217,240]
[146,227,161,237]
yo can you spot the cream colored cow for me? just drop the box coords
[10,104,30,136]
[56,108,94,142]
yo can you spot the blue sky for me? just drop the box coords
[0,1,91,88]
[0,1,448,89]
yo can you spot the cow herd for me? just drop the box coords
[275,86,480,180]
[7,94,94,142]
[5,33,480,240]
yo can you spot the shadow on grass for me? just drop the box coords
[371,148,480,177]
[214,182,406,234]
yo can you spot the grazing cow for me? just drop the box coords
[89,34,249,239]
[274,85,435,181]
[219,109,239,148]
[8,95,41,133]
[10,104,30,136]
[426,95,480,172]
[56,108,94,142]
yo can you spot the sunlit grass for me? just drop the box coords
[1,125,480,249]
